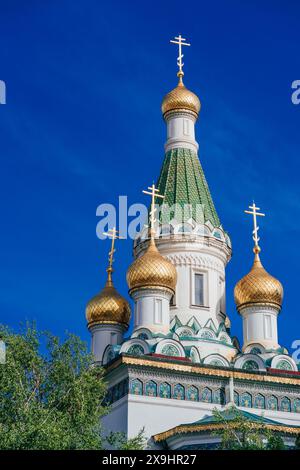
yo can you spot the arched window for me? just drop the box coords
[161,344,180,357]
[107,349,115,363]
[127,344,144,356]
[130,379,143,396]
[234,391,239,406]
[179,329,192,338]
[137,332,149,341]
[254,394,265,409]
[201,387,212,403]
[240,392,252,408]
[250,347,262,355]
[266,395,278,411]
[280,397,291,412]
[159,382,171,399]
[145,380,157,397]
[276,360,293,371]
[210,359,225,367]
[173,384,185,400]
[187,386,199,401]
[200,330,214,340]
[242,360,259,371]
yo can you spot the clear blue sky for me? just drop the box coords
[0,1,299,352]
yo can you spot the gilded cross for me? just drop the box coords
[142,183,164,240]
[244,202,265,249]
[170,34,190,77]
[103,227,124,270]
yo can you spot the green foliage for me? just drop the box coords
[106,428,146,450]
[0,323,145,450]
[212,406,286,450]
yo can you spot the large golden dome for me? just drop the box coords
[86,268,131,328]
[161,77,201,119]
[234,249,283,312]
[127,240,177,294]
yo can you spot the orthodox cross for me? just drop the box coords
[103,227,124,271]
[244,202,265,249]
[170,34,190,77]
[142,184,164,240]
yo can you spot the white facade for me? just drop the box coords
[132,288,172,334]
[90,323,125,364]
[165,112,198,153]
[240,304,280,351]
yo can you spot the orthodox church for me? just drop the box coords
[85,36,300,449]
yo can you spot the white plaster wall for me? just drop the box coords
[241,305,280,350]
[132,289,172,334]
[105,395,300,441]
[155,239,230,327]
[91,324,125,363]
[102,395,128,435]
[165,114,198,153]
[126,394,223,439]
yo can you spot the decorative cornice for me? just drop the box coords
[153,422,300,442]
[164,252,225,273]
[105,355,300,386]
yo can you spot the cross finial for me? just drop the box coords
[244,202,265,253]
[170,34,191,79]
[142,183,164,242]
[103,227,124,273]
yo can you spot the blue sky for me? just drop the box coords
[0,0,299,352]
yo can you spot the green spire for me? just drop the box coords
[156,148,221,227]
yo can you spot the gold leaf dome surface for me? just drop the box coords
[86,270,131,328]
[234,252,283,311]
[161,78,201,118]
[127,240,177,293]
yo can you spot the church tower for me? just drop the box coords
[94,36,300,445]
[234,203,283,351]
[85,228,131,363]
[134,35,232,330]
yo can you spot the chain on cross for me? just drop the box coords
[244,202,265,250]
[170,34,190,77]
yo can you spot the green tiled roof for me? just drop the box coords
[156,148,220,227]
[190,409,290,427]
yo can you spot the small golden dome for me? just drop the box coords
[127,240,177,294]
[234,249,283,311]
[86,269,131,328]
[161,77,201,119]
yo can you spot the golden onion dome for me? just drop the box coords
[161,77,201,119]
[127,239,177,294]
[86,268,131,328]
[234,248,283,312]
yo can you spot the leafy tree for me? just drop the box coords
[106,428,146,450]
[0,323,145,450]
[212,406,286,450]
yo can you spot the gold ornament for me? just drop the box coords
[127,239,177,294]
[86,227,130,328]
[161,77,201,118]
[234,203,283,311]
[127,184,177,294]
[86,268,130,328]
[234,250,283,311]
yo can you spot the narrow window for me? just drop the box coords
[264,315,272,339]
[183,119,190,136]
[194,273,204,306]
[170,294,175,307]
[155,299,162,323]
